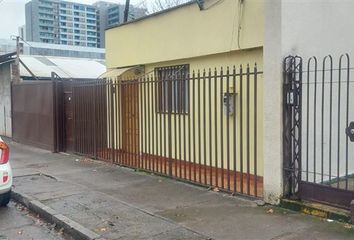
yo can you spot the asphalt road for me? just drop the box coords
[0,201,67,240]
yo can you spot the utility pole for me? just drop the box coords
[13,36,20,84]
[123,0,130,23]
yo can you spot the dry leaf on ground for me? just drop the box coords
[266,208,274,214]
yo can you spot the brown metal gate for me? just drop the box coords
[72,64,263,198]
[11,76,75,153]
[12,81,57,151]
[72,80,108,159]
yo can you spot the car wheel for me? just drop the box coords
[0,191,11,207]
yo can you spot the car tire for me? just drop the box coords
[0,191,11,207]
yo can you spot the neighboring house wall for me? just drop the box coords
[0,63,12,137]
[282,0,354,188]
[106,0,263,68]
[264,0,354,203]
[281,1,354,59]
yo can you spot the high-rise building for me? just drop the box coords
[25,0,146,49]
[18,25,27,41]
[26,0,98,48]
[94,1,116,49]
[94,1,147,48]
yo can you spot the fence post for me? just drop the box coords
[168,72,173,176]
[93,80,97,159]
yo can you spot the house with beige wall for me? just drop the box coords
[106,0,263,71]
[104,0,264,198]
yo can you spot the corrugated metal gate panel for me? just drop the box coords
[12,81,55,151]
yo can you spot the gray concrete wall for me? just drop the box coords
[281,0,354,59]
[0,62,12,137]
[281,2,354,184]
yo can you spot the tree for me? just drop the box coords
[138,0,191,13]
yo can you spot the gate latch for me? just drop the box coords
[346,122,354,142]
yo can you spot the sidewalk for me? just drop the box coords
[9,140,354,240]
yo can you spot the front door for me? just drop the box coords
[121,81,139,163]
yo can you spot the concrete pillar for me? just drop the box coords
[263,0,283,204]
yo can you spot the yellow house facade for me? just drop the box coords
[105,0,264,197]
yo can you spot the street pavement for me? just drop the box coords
[7,139,354,240]
[0,201,67,240]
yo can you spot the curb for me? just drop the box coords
[11,190,105,240]
[280,199,352,223]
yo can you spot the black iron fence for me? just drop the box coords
[284,54,354,208]
[72,64,263,198]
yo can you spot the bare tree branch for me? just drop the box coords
[138,0,190,13]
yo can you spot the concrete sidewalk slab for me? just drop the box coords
[11,190,101,240]
[8,140,354,240]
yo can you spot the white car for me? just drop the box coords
[0,137,12,206]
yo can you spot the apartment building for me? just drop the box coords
[25,0,98,47]
[25,0,146,48]
[94,1,146,48]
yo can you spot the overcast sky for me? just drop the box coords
[0,0,143,39]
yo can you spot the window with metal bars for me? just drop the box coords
[155,64,189,114]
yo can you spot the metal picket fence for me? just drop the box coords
[72,64,263,198]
